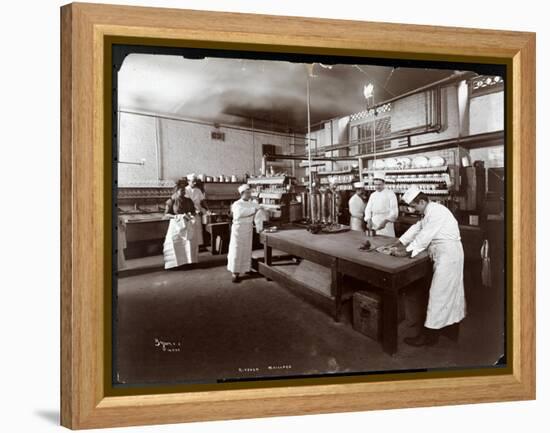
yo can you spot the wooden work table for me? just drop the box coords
[259,228,432,355]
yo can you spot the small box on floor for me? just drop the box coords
[352,291,405,340]
[353,291,382,340]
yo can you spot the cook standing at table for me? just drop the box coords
[364,171,399,236]
[163,178,198,269]
[397,186,466,346]
[348,181,367,231]
[185,173,208,249]
[227,184,264,283]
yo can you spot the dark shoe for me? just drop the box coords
[441,323,460,342]
[232,274,240,283]
[404,328,439,347]
[407,320,423,329]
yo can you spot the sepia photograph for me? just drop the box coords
[113,46,506,386]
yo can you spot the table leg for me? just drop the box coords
[382,290,399,355]
[331,260,342,322]
[264,242,272,266]
[263,241,273,280]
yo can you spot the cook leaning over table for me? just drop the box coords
[364,171,399,236]
[395,186,466,347]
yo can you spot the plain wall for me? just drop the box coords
[118,112,304,186]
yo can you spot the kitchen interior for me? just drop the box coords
[115,53,506,385]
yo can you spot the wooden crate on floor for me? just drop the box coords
[352,291,406,340]
[352,291,382,340]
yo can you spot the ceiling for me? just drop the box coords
[118,53,463,133]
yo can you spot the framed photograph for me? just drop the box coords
[60,2,536,429]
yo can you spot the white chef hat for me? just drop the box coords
[373,171,386,181]
[402,186,421,205]
[353,181,365,188]
[238,184,250,194]
[186,173,197,181]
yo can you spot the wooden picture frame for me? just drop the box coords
[60,2,536,429]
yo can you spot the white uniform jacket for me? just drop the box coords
[348,193,366,231]
[227,199,259,274]
[364,189,399,237]
[399,202,466,329]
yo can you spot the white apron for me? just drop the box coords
[185,186,205,245]
[117,217,127,270]
[348,194,366,232]
[227,200,258,274]
[365,190,398,237]
[163,215,198,269]
[371,213,395,237]
[350,216,365,232]
[425,239,466,329]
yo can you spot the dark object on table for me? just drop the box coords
[359,240,372,251]
[307,223,350,235]
[376,244,410,257]
[391,246,410,258]
[307,223,323,234]
[321,223,350,234]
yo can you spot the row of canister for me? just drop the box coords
[299,191,338,223]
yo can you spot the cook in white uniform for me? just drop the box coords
[348,181,367,231]
[227,184,261,283]
[185,173,208,248]
[364,172,399,237]
[398,186,466,346]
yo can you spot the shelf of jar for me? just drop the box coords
[247,176,288,185]
[259,192,284,199]
[316,168,356,176]
[319,179,357,185]
[383,177,448,183]
[364,186,450,195]
[363,165,448,174]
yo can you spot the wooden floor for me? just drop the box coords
[114,254,507,386]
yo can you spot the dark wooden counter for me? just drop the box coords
[259,228,432,355]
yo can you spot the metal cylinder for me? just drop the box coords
[300,192,309,220]
[309,192,321,223]
[261,155,267,176]
[320,191,327,223]
[328,190,336,224]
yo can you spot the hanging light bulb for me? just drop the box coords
[363,83,374,99]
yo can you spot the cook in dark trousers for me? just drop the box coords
[398,186,466,346]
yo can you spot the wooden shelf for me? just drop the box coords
[248,176,287,185]
[317,169,356,176]
[363,165,448,174]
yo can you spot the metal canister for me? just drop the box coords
[308,192,320,223]
[300,192,309,220]
[328,190,336,224]
[320,191,327,223]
